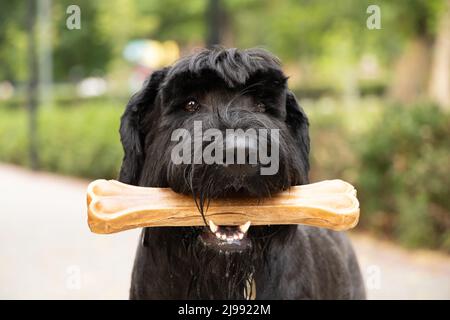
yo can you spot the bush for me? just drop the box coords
[0,102,124,179]
[306,100,449,251]
[356,104,450,251]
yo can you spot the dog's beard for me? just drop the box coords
[179,164,261,253]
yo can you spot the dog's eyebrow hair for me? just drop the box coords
[227,81,266,105]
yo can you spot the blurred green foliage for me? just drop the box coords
[357,104,450,250]
[0,102,123,178]
[0,0,446,85]
[52,0,113,81]
[308,101,450,251]
[1,100,448,251]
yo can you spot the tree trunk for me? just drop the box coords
[205,0,232,47]
[388,36,432,105]
[206,0,221,46]
[38,0,53,107]
[27,0,39,170]
[428,0,450,109]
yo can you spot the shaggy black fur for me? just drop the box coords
[119,48,366,299]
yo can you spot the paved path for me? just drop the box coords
[0,164,448,299]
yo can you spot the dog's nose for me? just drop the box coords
[222,134,259,176]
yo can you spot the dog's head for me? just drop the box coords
[119,48,310,253]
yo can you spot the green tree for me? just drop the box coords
[0,1,27,83]
[52,0,112,81]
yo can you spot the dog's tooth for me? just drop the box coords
[215,232,221,239]
[238,232,244,240]
[239,221,251,233]
[221,234,227,240]
[208,220,219,233]
[233,234,239,240]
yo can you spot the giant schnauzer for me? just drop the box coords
[118,48,366,299]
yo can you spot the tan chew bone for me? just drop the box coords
[86,179,360,234]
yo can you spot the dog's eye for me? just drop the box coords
[184,99,200,112]
[255,102,266,112]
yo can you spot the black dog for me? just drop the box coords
[118,48,365,299]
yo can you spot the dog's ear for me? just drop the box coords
[118,68,168,185]
[285,91,310,171]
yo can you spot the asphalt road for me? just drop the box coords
[0,164,448,299]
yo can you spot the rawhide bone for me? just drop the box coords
[87,179,360,234]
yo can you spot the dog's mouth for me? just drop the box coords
[198,220,252,253]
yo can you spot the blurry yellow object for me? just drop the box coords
[140,40,180,68]
[124,40,180,68]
